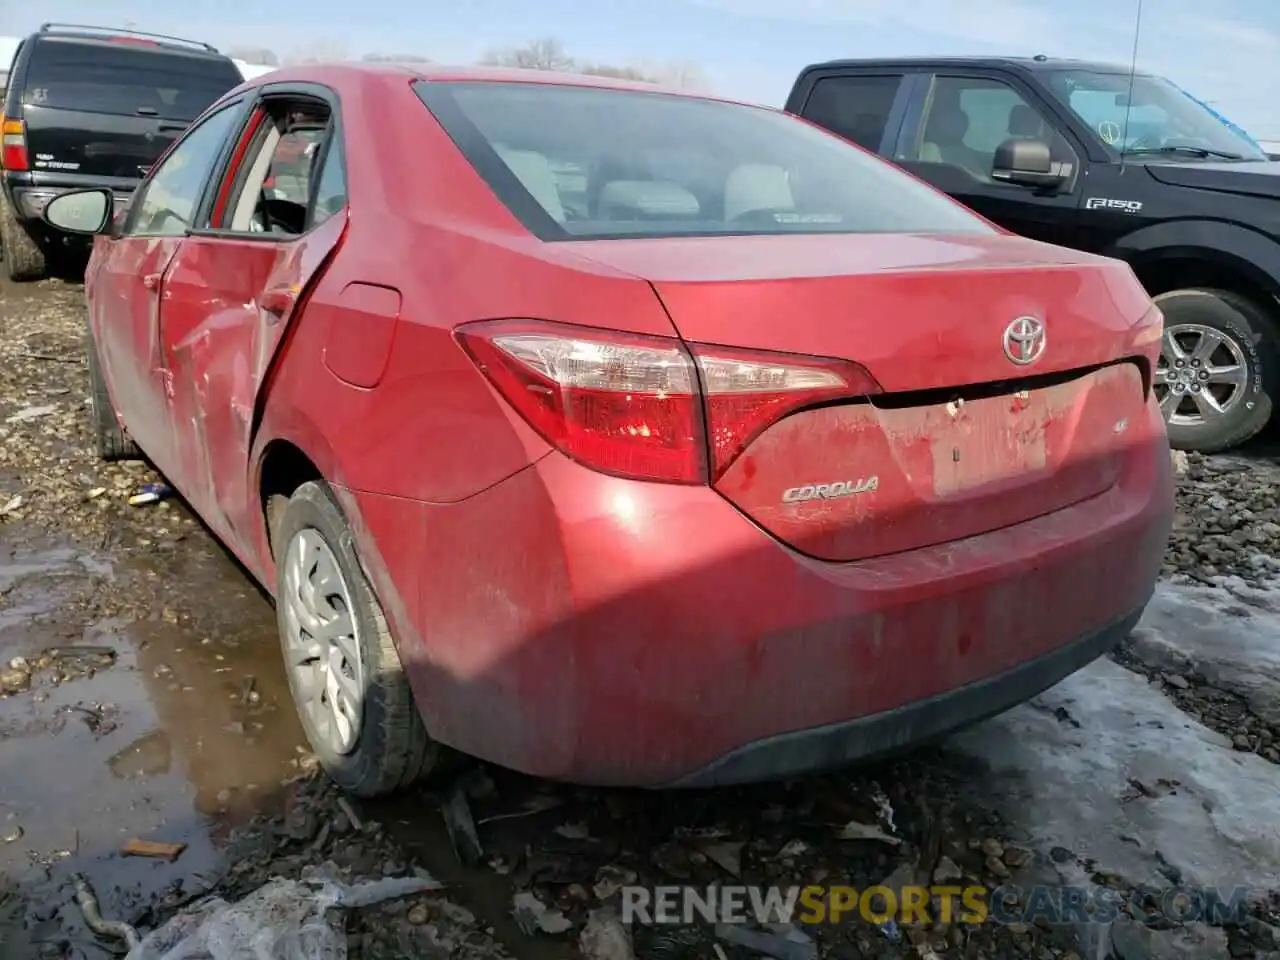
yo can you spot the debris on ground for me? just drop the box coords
[835,819,900,845]
[125,875,440,959]
[579,908,635,960]
[121,838,188,861]
[441,776,484,866]
[73,872,141,951]
[128,482,174,506]
[716,923,818,960]
[511,890,573,935]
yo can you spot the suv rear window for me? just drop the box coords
[23,39,242,121]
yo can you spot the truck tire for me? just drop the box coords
[85,322,142,461]
[1153,288,1277,453]
[0,193,48,282]
[272,480,443,797]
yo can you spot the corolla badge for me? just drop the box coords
[1003,316,1046,366]
[782,477,878,503]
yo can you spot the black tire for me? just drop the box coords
[1153,288,1278,453]
[272,480,440,797]
[84,323,142,461]
[0,192,48,282]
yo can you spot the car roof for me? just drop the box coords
[235,61,760,107]
[801,55,1151,77]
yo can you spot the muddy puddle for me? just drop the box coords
[0,522,306,956]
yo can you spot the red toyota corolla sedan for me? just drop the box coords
[43,64,1173,796]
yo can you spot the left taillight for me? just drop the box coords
[455,318,880,485]
[2,119,28,172]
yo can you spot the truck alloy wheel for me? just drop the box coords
[1152,289,1276,453]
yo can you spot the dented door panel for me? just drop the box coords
[92,234,185,470]
[156,214,345,552]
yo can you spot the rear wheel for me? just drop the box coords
[0,192,48,282]
[85,322,142,461]
[1153,288,1277,453]
[272,480,440,797]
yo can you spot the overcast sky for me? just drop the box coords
[10,0,1280,138]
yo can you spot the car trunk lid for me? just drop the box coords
[569,232,1155,561]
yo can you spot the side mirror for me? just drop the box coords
[991,139,1069,190]
[42,189,113,235]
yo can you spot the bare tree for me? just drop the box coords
[479,37,575,72]
[477,38,710,92]
[362,52,432,62]
[283,39,350,65]
[578,64,656,82]
[635,58,711,91]
[227,46,279,66]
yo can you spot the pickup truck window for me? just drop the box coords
[800,75,902,151]
[418,81,995,241]
[901,76,1074,183]
[1042,70,1266,161]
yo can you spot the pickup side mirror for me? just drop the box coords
[991,138,1069,190]
[42,188,114,236]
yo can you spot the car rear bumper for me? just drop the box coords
[355,398,1173,787]
[666,603,1141,787]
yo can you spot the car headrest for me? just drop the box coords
[925,105,969,142]
[1007,104,1043,138]
[597,181,700,220]
[493,147,565,223]
[724,164,793,222]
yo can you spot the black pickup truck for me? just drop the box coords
[786,56,1280,453]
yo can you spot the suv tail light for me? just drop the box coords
[2,119,28,172]
[456,319,880,484]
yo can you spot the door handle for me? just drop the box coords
[258,286,296,321]
[142,272,161,291]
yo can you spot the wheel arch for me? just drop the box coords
[1107,221,1280,326]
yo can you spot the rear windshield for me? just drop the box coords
[415,81,996,241]
[23,39,242,121]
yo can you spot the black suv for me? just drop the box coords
[787,56,1280,453]
[1,24,243,283]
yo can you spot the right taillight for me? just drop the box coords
[455,319,880,485]
[1,119,28,172]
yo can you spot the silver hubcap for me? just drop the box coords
[281,528,365,754]
[1155,322,1249,427]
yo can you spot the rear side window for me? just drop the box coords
[23,39,242,121]
[800,75,903,152]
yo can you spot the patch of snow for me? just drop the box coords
[951,655,1280,891]
[1131,576,1280,726]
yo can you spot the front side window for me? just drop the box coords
[901,76,1076,183]
[1043,70,1266,161]
[415,81,995,241]
[127,101,243,236]
[212,98,341,236]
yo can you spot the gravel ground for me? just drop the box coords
[2,276,1280,960]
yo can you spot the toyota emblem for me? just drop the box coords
[1003,316,1046,365]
